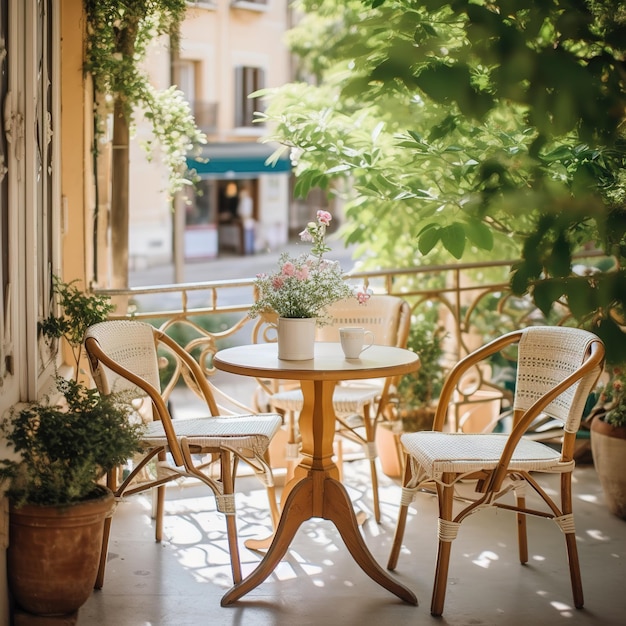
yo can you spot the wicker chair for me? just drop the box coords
[263,295,411,522]
[387,326,604,616]
[84,320,282,588]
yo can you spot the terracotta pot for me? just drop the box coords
[376,421,404,478]
[277,317,316,360]
[8,488,114,617]
[590,416,626,519]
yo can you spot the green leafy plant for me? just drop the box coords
[258,0,626,360]
[84,0,204,195]
[39,275,115,378]
[595,367,626,428]
[0,378,144,506]
[0,276,144,507]
[396,314,445,431]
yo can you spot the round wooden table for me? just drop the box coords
[214,342,420,606]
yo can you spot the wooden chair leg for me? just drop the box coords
[284,410,300,484]
[562,472,584,608]
[369,458,381,523]
[285,457,298,484]
[565,531,584,608]
[335,438,344,482]
[431,537,452,617]
[387,502,409,570]
[387,456,413,570]
[265,484,280,530]
[431,478,455,617]
[94,516,112,589]
[155,485,166,542]
[262,449,280,529]
[95,468,118,589]
[153,450,167,542]
[362,404,381,522]
[220,450,242,584]
[516,494,528,564]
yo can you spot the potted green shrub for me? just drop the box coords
[0,277,144,618]
[396,315,445,432]
[589,365,626,519]
[377,314,445,478]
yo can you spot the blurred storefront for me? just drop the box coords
[183,142,291,259]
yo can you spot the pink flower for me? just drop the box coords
[317,210,332,226]
[299,228,314,242]
[272,276,284,290]
[281,261,296,276]
[355,286,373,304]
[296,266,309,280]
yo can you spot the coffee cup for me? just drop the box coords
[339,327,375,359]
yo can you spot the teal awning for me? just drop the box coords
[186,142,291,178]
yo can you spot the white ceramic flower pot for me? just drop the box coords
[277,317,316,360]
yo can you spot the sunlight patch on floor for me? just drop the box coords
[471,550,499,568]
[585,528,610,541]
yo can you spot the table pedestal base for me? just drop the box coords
[221,474,417,606]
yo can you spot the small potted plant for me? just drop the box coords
[0,276,144,618]
[589,365,626,519]
[248,210,357,360]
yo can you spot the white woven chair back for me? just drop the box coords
[316,295,408,346]
[85,320,161,396]
[514,326,602,431]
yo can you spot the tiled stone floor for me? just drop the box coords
[76,457,625,626]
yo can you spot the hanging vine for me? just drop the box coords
[84,0,205,195]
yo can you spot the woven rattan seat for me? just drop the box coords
[387,326,605,616]
[84,320,282,588]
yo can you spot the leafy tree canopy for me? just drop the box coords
[258,0,626,361]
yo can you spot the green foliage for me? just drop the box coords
[595,367,626,428]
[259,0,626,361]
[0,378,145,506]
[40,276,114,350]
[39,276,114,375]
[397,313,445,408]
[606,403,626,428]
[1,277,144,506]
[84,0,205,194]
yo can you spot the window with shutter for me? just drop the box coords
[234,66,265,128]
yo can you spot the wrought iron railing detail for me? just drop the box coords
[93,253,602,433]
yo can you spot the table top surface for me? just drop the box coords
[213,342,420,381]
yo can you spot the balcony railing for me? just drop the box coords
[93,252,601,433]
[98,258,543,356]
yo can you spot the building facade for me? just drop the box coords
[128,0,293,271]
